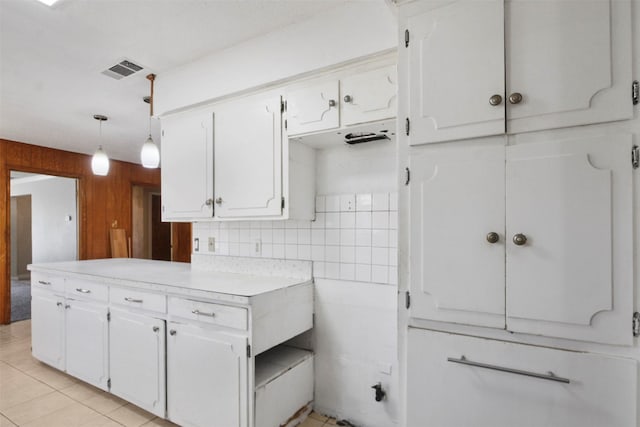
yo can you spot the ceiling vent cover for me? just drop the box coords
[101,59,144,80]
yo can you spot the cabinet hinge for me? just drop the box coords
[247,344,251,358]
[405,118,410,136]
[405,291,411,309]
[405,167,410,186]
[281,100,286,113]
[632,80,639,105]
[284,119,287,130]
[281,197,285,209]
[632,145,639,169]
[633,312,640,337]
[107,312,110,322]
[107,378,111,390]
[404,29,409,48]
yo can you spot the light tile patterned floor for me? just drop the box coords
[0,320,336,427]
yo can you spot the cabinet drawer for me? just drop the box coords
[407,328,637,427]
[168,297,247,330]
[110,287,166,314]
[31,272,65,293]
[65,278,108,303]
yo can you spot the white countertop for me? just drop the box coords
[28,258,311,301]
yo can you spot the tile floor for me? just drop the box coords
[0,320,336,427]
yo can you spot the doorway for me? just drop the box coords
[10,172,78,322]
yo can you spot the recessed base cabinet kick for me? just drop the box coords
[29,259,314,427]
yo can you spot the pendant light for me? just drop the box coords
[91,114,109,176]
[140,73,160,168]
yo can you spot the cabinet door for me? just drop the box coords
[31,291,65,370]
[65,299,109,390]
[286,81,339,136]
[167,322,248,427]
[505,0,632,134]
[409,143,506,328]
[506,135,633,345]
[109,309,165,417]
[340,66,397,126]
[407,328,638,427]
[214,94,283,219]
[405,0,505,145]
[161,110,214,221]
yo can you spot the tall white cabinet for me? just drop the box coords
[398,0,638,425]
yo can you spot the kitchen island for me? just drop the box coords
[28,258,314,427]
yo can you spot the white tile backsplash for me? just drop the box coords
[194,192,398,285]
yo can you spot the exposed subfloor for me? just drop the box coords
[0,320,336,427]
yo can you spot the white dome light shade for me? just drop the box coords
[91,145,110,176]
[141,135,160,168]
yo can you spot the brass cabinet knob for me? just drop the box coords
[489,94,503,106]
[509,93,523,104]
[152,326,160,332]
[513,233,527,246]
[215,197,223,205]
[344,95,352,103]
[205,198,213,207]
[486,232,500,244]
[169,330,176,336]
[328,99,336,107]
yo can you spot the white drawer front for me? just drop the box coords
[110,287,166,314]
[168,297,247,330]
[31,272,65,293]
[65,278,108,303]
[407,328,637,427]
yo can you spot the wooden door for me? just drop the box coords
[160,110,214,221]
[407,328,638,427]
[151,194,171,261]
[286,80,340,136]
[65,299,109,390]
[109,309,165,416]
[409,143,506,328]
[214,94,283,219]
[167,322,248,427]
[506,135,634,345]
[505,0,632,134]
[171,223,192,263]
[340,65,397,126]
[405,0,505,145]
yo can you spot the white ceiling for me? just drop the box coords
[0,0,352,165]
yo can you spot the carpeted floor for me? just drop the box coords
[11,279,31,322]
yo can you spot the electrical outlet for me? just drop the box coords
[208,237,215,252]
[194,238,199,252]
[253,238,261,255]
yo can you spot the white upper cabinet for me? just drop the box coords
[409,134,634,345]
[213,94,284,219]
[409,142,506,329]
[286,81,339,136]
[161,110,214,221]
[340,65,397,126]
[286,65,397,136]
[402,0,632,145]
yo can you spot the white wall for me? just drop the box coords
[156,1,397,115]
[10,175,78,264]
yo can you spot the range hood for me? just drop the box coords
[290,119,396,149]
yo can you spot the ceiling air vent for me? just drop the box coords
[101,59,144,80]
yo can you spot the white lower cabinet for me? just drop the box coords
[65,298,109,391]
[406,328,638,427]
[167,321,248,427]
[109,309,166,417]
[31,289,65,370]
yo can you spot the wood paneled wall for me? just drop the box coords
[0,138,161,324]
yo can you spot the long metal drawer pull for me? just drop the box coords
[75,288,91,294]
[447,355,570,384]
[38,280,52,285]
[124,297,143,303]
[192,309,215,317]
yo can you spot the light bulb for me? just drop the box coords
[140,135,160,168]
[91,145,110,176]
